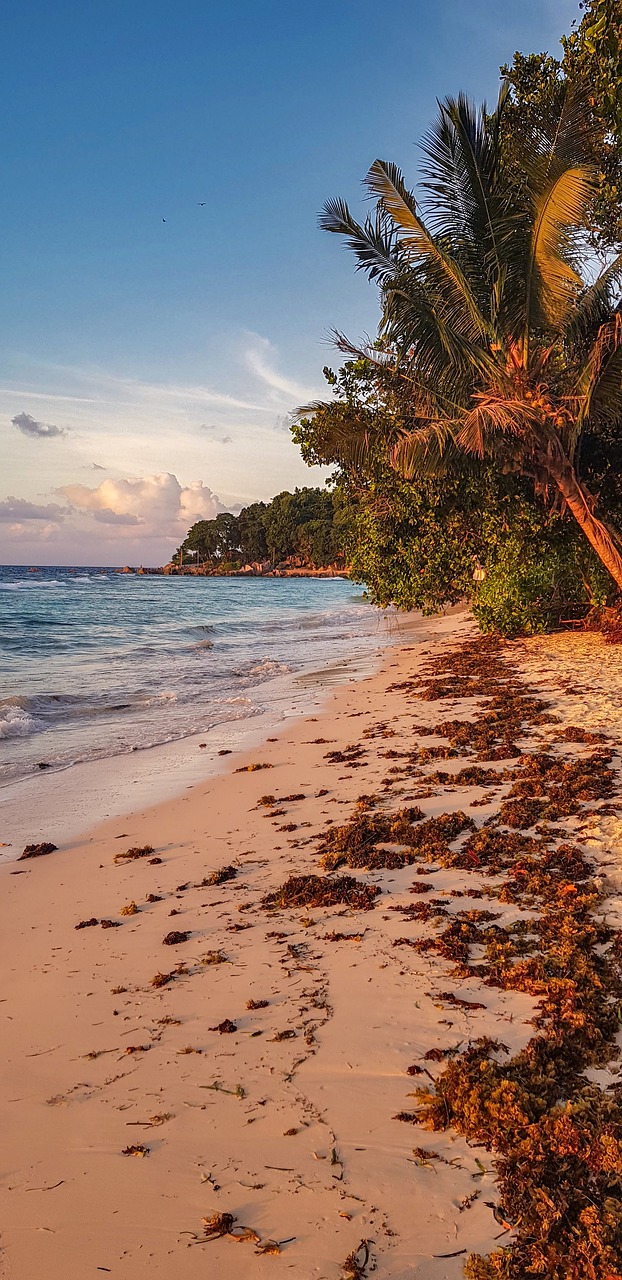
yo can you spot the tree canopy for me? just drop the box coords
[295,76,622,624]
[502,0,622,251]
[178,487,343,570]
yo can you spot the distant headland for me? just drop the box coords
[116,486,349,579]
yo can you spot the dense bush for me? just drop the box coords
[338,462,614,634]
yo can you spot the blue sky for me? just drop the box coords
[1,0,579,564]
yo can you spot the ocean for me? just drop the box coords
[0,566,392,793]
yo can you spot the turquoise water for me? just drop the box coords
[0,567,387,788]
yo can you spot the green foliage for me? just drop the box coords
[503,0,622,250]
[473,505,613,636]
[296,362,617,634]
[343,471,482,615]
[341,462,613,632]
[180,487,343,569]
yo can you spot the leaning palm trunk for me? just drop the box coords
[546,455,622,590]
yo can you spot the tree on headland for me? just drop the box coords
[300,82,622,601]
[178,487,343,570]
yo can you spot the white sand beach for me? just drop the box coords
[2,611,622,1280]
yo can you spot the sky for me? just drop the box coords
[0,0,580,565]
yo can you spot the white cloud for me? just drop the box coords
[60,472,226,535]
[244,334,315,402]
[0,496,67,521]
[92,508,143,525]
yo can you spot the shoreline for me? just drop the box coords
[2,612,621,1277]
[0,603,405,858]
[0,646,385,858]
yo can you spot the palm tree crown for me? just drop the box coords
[315,87,622,588]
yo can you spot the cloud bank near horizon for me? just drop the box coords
[0,332,331,563]
[1,471,233,565]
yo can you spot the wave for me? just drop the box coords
[0,704,41,739]
[0,570,386,788]
[0,689,179,727]
[234,656,292,680]
[0,579,62,591]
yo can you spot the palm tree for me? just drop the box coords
[312,87,622,590]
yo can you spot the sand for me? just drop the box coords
[2,611,621,1280]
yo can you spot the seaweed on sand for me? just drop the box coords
[114,844,154,863]
[200,949,229,965]
[151,970,175,988]
[20,841,57,859]
[342,1239,372,1278]
[318,806,425,871]
[389,631,622,1278]
[200,865,237,886]
[235,761,273,773]
[209,1019,237,1034]
[262,874,380,912]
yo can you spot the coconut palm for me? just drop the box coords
[311,87,622,589]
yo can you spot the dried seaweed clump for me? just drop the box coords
[163,930,190,945]
[319,806,425,871]
[555,725,609,744]
[498,749,615,827]
[20,841,57,859]
[262,873,380,912]
[342,1239,372,1278]
[426,766,501,787]
[201,1211,236,1238]
[114,844,154,864]
[151,970,175,988]
[200,949,228,965]
[201,865,237,886]
[409,810,475,856]
[235,761,273,773]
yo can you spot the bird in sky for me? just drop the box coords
[197,202,206,206]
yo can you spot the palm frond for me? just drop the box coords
[319,198,401,282]
[572,311,622,445]
[391,420,458,478]
[526,166,594,331]
[565,253,622,347]
[527,80,599,179]
[364,159,491,341]
[455,395,541,457]
[420,92,507,265]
